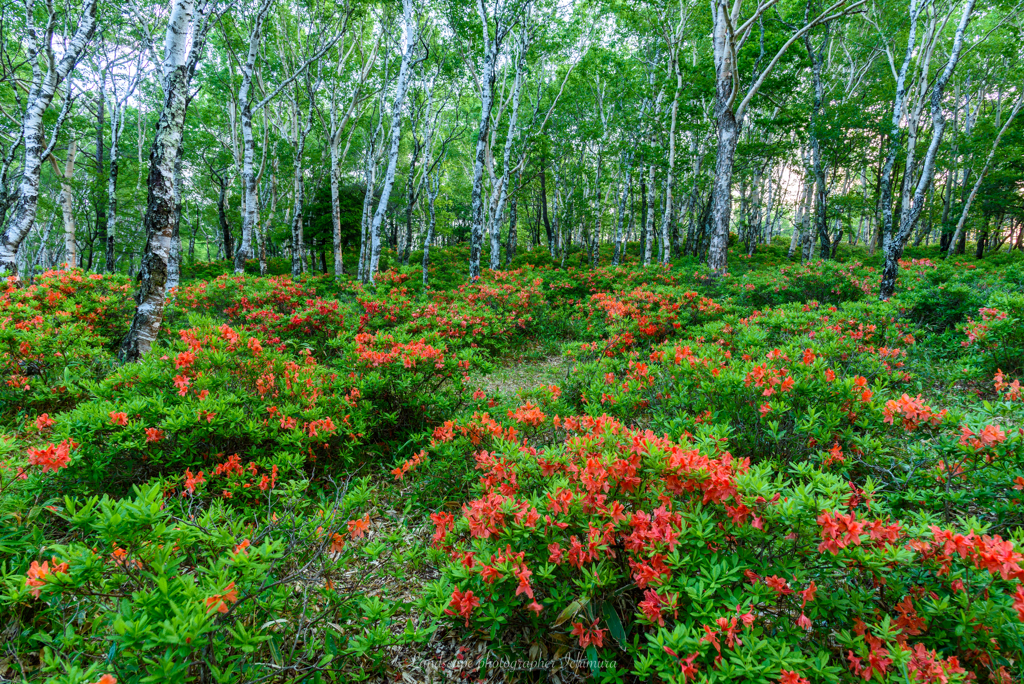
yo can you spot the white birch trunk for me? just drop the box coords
[367,0,417,284]
[613,151,632,266]
[422,169,439,287]
[468,0,503,280]
[643,164,656,266]
[48,141,78,268]
[289,105,313,277]
[167,153,183,289]
[880,0,975,298]
[120,0,210,361]
[946,96,1022,258]
[489,35,526,271]
[660,55,681,264]
[233,0,275,273]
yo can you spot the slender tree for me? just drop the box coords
[119,0,219,361]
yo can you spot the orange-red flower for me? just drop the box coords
[779,670,809,684]
[27,440,76,473]
[347,513,371,539]
[205,581,239,613]
[26,558,68,598]
[444,589,481,626]
[569,618,607,649]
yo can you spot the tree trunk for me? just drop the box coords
[48,141,78,268]
[167,153,184,288]
[120,0,207,362]
[106,107,121,272]
[367,0,416,284]
[945,96,1022,259]
[660,61,680,265]
[505,169,521,267]
[233,0,274,273]
[289,101,314,277]
[613,153,631,266]
[469,4,500,280]
[217,175,233,258]
[643,164,657,265]
[880,0,976,299]
[188,203,197,265]
[640,172,648,260]
[403,136,422,266]
[805,28,832,260]
[490,37,528,271]
[540,158,553,256]
[330,130,344,276]
[95,75,109,271]
[707,104,739,272]
[423,171,439,286]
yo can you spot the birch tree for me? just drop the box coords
[945,95,1023,258]
[488,24,527,270]
[47,140,78,266]
[878,0,977,299]
[324,23,380,277]
[119,0,219,361]
[231,0,349,274]
[365,0,419,284]
[658,5,688,264]
[231,0,275,273]
[103,53,144,272]
[705,0,865,274]
[467,0,525,280]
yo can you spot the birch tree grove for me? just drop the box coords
[0,0,97,275]
[0,0,1022,340]
[11,0,1024,679]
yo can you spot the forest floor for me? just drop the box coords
[3,244,1024,684]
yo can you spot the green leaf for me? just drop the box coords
[554,597,588,627]
[587,644,600,678]
[601,602,627,650]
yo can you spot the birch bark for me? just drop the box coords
[120,0,214,361]
[945,96,1021,259]
[366,0,417,284]
[47,141,78,267]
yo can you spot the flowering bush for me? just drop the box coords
[583,287,726,345]
[959,292,1024,377]
[0,479,422,683]
[720,260,871,308]
[168,274,356,354]
[419,406,1023,683]
[0,270,130,422]
[23,317,365,494]
[356,269,547,357]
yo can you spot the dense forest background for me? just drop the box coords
[2,0,1023,297]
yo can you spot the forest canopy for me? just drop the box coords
[1,0,1023,299]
